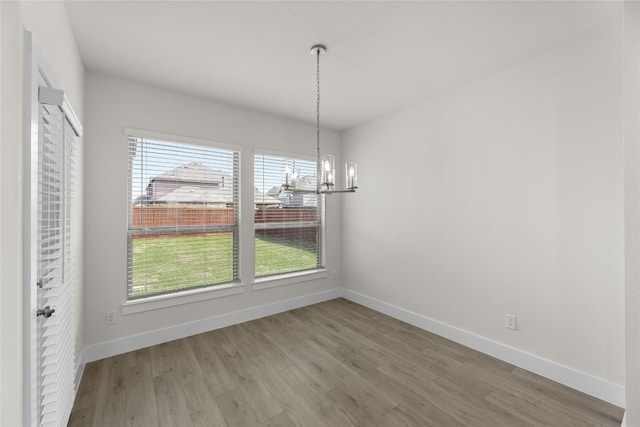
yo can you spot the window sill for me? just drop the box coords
[252,269,328,291]
[122,283,244,315]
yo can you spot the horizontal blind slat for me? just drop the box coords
[254,153,323,277]
[128,135,239,299]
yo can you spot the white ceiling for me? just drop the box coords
[65,1,622,131]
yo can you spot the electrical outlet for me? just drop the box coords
[505,313,517,331]
[105,311,117,325]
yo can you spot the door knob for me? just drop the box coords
[37,306,55,318]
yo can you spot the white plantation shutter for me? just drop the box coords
[254,153,324,277]
[127,135,240,299]
[37,97,80,426]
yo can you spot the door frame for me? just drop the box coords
[23,29,43,427]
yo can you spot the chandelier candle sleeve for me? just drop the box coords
[284,163,299,189]
[321,154,335,189]
[346,162,358,189]
[284,164,292,188]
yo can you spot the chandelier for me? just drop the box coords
[283,44,358,194]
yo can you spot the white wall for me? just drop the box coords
[1,3,24,424]
[20,2,85,116]
[83,72,342,348]
[624,1,640,424]
[0,1,84,425]
[342,26,624,391]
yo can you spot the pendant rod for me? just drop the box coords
[312,45,325,193]
[316,45,321,193]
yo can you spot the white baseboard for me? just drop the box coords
[82,288,342,363]
[75,349,85,388]
[621,411,626,427]
[342,289,625,409]
[79,287,624,410]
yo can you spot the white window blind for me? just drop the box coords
[128,136,240,299]
[38,101,79,427]
[254,153,324,277]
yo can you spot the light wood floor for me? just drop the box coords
[69,298,623,426]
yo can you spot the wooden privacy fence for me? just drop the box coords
[131,205,318,245]
[131,205,234,227]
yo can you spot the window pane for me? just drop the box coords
[255,228,319,276]
[129,232,235,299]
[128,136,239,299]
[254,153,323,277]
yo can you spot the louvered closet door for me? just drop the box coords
[36,95,79,427]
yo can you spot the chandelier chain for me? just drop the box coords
[316,48,321,155]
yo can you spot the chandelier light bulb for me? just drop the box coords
[346,162,358,189]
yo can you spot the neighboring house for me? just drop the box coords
[136,161,282,208]
[267,175,317,207]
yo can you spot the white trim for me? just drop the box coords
[621,412,626,427]
[122,283,245,315]
[62,95,83,137]
[80,287,625,409]
[75,349,86,394]
[84,288,342,363]
[342,289,625,408]
[124,127,243,153]
[252,269,328,291]
[23,30,40,427]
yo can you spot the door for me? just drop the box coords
[24,32,82,427]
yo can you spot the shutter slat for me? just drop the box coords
[37,100,79,427]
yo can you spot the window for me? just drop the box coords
[127,134,240,299]
[254,153,324,277]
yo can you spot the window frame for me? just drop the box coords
[125,128,243,302]
[253,149,326,283]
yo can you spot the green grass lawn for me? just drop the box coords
[131,233,317,298]
[255,234,318,277]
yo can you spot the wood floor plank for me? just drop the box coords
[511,367,624,423]
[261,412,296,427]
[278,365,357,426]
[90,354,128,427]
[182,378,227,427]
[484,389,571,427]
[236,372,284,422]
[382,403,465,427]
[123,360,159,426]
[189,332,238,396]
[151,338,203,384]
[237,320,297,370]
[327,380,396,426]
[153,373,193,427]
[216,388,261,427]
[70,360,102,411]
[262,329,354,393]
[246,356,328,427]
[71,298,624,427]
[67,404,95,427]
[429,376,534,427]
[366,364,463,426]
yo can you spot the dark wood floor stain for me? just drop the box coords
[69,298,624,426]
